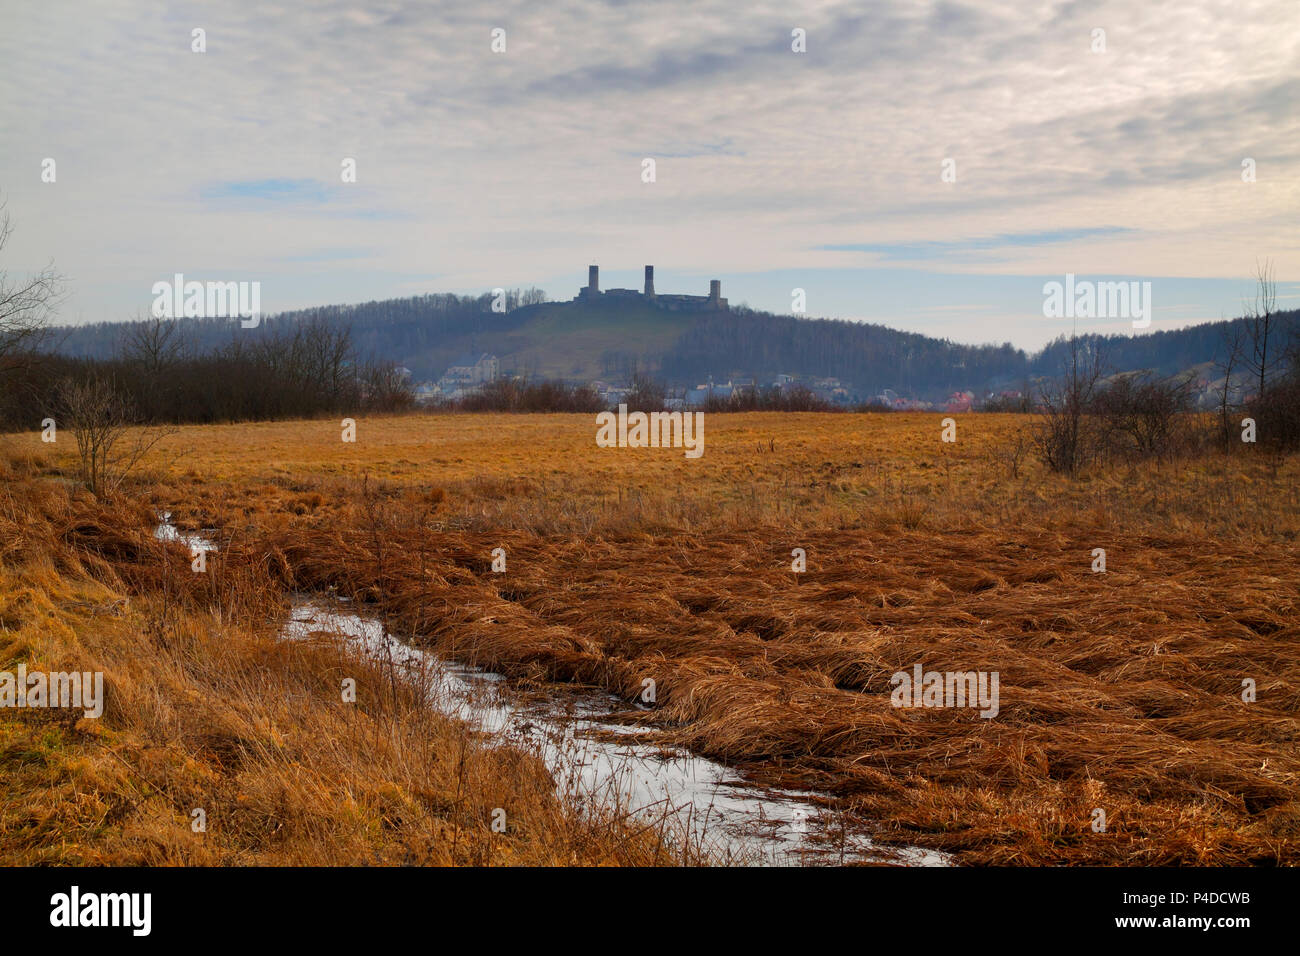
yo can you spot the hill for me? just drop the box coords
[468,299,696,381]
[44,292,1297,401]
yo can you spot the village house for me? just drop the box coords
[435,352,499,399]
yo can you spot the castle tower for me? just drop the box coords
[587,265,600,298]
[709,279,721,302]
[644,265,656,298]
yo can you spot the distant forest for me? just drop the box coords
[43,292,1296,400]
[662,307,1023,395]
[664,305,1297,396]
[47,289,547,381]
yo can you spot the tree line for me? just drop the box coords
[45,278,1298,402]
[1,314,415,432]
[50,288,548,382]
[1017,264,1300,474]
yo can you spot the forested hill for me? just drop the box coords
[1029,318,1297,380]
[46,292,1291,399]
[661,308,1024,395]
[664,307,1297,395]
[47,290,542,381]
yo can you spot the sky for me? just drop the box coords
[1,0,1298,351]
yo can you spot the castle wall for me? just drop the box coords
[572,266,727,311]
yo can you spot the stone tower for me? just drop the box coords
[709,279,721,303]
[587,265,600,298]
[644,265,655,298]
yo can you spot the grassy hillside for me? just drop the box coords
[456,300,696,381]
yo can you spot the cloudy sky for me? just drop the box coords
[2,0,1297,349]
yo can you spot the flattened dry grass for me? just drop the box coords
[9,411,1300,864]
[0,470,694,866]
[252,517,1300,864]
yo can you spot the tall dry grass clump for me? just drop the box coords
[0,454,696,865]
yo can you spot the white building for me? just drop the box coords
[436,352,499,394]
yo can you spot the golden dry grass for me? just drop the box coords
[0,466,695,866]
[6,411,1299,865]
[23,411,1288,540]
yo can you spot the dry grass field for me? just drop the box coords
[3,411,1298,864]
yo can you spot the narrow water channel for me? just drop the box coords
[155,514,947,866]
[284,598,949,867]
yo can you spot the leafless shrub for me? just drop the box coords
[359,360,416,413]
[1093,372,1195,460]
[624,371,667,413]
[448,378,605,413]
[991,426,1032,478]
[1246,375,1300,457]
[1031,336,1106,474]
[55,377,176,497]
[704,383,833,412]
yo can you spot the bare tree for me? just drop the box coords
[1031,335,1106,474]
[1243,259,1286,399]
[299,319,355,407]
[1235,259,1300,455]
[0,202,62,373]
[624,364,666,413]
[55,377,175,497]
[360,360,414,412]
[119,312,185,375]
[1217,317,1246,447]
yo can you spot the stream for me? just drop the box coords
[283,598,948,867]
[157,514,947,866]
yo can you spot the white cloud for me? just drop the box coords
[0,0,1296,336]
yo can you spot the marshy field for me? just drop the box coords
[2,412,1297,865]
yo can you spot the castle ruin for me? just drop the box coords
[574,265,728,313]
